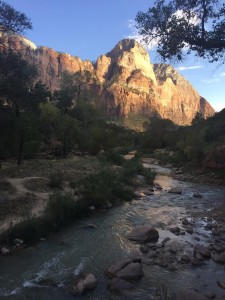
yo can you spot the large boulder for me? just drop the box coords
[127,227,159,243]
[71,273,97,295]
[107,259,143,281]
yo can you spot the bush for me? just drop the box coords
[79,167,134,207]
[48,171,63,188]
[97,149,125,166]
[45,192,77,225]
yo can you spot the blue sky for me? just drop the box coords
[7,0,225,112]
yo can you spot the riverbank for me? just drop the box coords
[1,157,225,299]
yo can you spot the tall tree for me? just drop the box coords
[135,0,225,62]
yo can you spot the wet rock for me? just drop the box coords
[217,281,225,289]
[161,237,171,246]
[212,252,225,263]
[140,245,149,253]
[168,187,182,194]
[108,278,135,292]
[108,259,143,281]
[194,237,201,241]
[13,238,23,245]
[194,244,211,259]
[190,257,203,266]
[1,247,10,255]
[147,242,157,249]
[134,191,146,198]
[213,244,225,252]
[182,218,189,225]
[88,205,95,211]
[143,189,154,196]
[205,223,213,230]
[127,227,159,243]
[176,290,208,300]
[71,273,97,295]
[169,226,180,235]
[167,263,178,271]
[107,259,132,276]
[193,193,203,198]
[180,254,191,263]
[185,226,194,234]
[180,231,186,235]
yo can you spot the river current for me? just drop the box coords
[1,164,225,299]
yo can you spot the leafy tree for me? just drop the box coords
[0,0,32,34]
[135,0,225,62]
[39,102,79,157]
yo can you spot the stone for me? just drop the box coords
[168,187,182,194]
[193,193,203,198]
[127,227,159,243]
[13,238,23,245]
[217,281,225,289]
[140,245,149,253]
[107,259,143,281]
[1,247,10,255]
[182,218,189,225]
[169,227,180,235]
[71,273,97,295]
[185,226,194,234]
[212,252,225,263]
[194,244,211,259]
[108,278,135,291]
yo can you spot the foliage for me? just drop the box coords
[48,171,64,188]
[79,167,134,207]
[0,0,32,34]
[136,0,225,62]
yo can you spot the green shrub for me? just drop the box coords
[98,149,125,166]
[49,171,63,188]
[80,167,134,207]
[45,192,77,225]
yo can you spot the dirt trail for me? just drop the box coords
[0,177,50,234]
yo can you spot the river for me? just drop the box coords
[1,163,225,299]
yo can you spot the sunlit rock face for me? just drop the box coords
[0,33,215,125]
[153,64,215,124]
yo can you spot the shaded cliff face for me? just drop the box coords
[0,33,215,125]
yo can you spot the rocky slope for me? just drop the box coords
[0,32,215,125]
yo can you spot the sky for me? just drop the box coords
[6,0,225,112]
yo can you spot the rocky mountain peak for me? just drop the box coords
[0,34,215,126]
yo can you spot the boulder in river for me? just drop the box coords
[127,227,159,243]
[1,247,10,255]
[194,244,211,259]
[168,187,182,194]
[71,273,97,295]
[107,259,143,281]
[108,278,135,292]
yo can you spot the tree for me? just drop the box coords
[0,51,50,163]
[135,0,225,62]
[0,0,32,34]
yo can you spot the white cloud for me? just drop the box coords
[201,78,220,84]
[176,65,203,71]
[126,19,158,50]
[220,72,225,77]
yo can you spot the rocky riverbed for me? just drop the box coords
[0,161,225,299]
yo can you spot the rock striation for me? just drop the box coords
[0,32,215,125]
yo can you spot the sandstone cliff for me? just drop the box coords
[0,32,215,125]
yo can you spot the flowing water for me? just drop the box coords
[1,164,225,299]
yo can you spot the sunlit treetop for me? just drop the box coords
[135,0,225,63]
[0,0,32,34]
